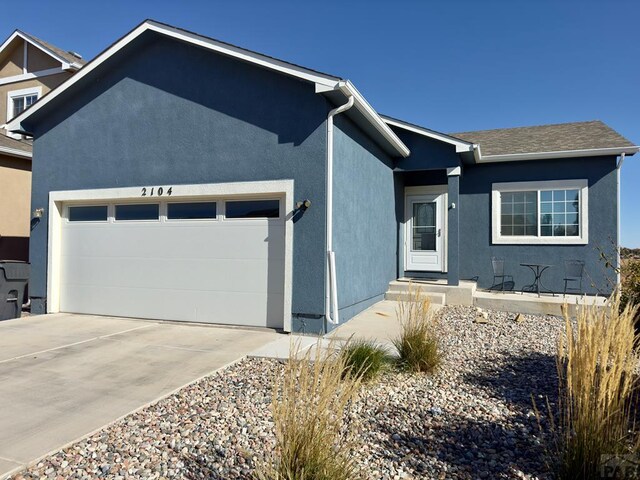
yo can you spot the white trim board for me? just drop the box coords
[0,145,32,159]
[491,179,589,245]
[6,86,42,138]
[5,21,410,158]
[477,146,639,163]
[47,179,295,332]
[0,67,67,87]
[0,30,81,72]
[383,116,474,153]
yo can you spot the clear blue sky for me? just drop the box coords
[3,1,639,245]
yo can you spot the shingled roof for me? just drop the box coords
[22,32,86,66]
[450,121,636,157]
[0,133,31,157]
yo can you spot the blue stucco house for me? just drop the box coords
[6,20,638,333]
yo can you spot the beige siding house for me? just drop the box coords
[0,30,84,260]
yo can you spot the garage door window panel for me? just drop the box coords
[226,200,280,219]
[167,202,217,220]
[68,206,108,222]
[115,204,160,221]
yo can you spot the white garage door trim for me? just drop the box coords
[47,180,295,332]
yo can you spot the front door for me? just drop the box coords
[405,194,444,271]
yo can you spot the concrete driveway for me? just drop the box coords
[0,313,279,478]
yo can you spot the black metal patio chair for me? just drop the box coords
[491,256,513,293]
[563,260,585,295]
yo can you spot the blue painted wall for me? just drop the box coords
[390,126,460,280]
[390,126,460,171]
[459,157,618,294]
[332,115,398,326]
[26,32,331,321]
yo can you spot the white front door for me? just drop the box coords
[405,194,445,272]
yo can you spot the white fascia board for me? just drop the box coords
[477,146,640,163]
[337,81,410,157]
[7,21,342,132]
[0,31,69,68]
[382,116,474,153]
[0,145,32,159]
[0,67,67,87]
[145,22,340,87]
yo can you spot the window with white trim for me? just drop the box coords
[492,179,588,245]
[6,87,42,138]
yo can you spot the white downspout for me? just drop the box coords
[616,153,625,287]
[325,95,354,326]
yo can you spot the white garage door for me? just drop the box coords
[59,196,285,328]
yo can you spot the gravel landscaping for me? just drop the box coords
[11,306,562,480]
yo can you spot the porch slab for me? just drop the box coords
[473,290,608,316]
[386,278,608,317]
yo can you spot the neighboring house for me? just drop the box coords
[7,20,638,333]
[0,30,84,260]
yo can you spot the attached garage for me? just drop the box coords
[47,181,293,330]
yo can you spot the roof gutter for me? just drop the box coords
[334,81,410,158]
[472,144,482,163]
[616,152,625,287]
[325,94,355,327]
[474,145,640,163]
[0,145,32,159]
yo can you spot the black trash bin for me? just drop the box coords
[0,261,30,320]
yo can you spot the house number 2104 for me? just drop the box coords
[141,186,173,197]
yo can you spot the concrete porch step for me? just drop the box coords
[386,279,476,306]
[384,290,447,305]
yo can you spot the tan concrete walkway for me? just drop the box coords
[328,300,442,348]
[0,313,278,479]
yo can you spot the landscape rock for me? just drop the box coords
[8,305,560,480]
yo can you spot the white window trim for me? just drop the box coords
[6,86,41,138]
[47,180,295,331]
[491,179,588,245]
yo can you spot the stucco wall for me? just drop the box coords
[26,33,330,320]
[0,154,30,260]
[390,126,460,171]
[0,41,22,77]
[27,43,59,72]
[1,73,71,127]
[459,157,618,294]
[332,115,398,326]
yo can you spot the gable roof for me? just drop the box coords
[382,115,474,153]
[451,120,638,162]
[0,133,31,159]
[0,29,85,72]
[22,32,86,67]
[5,20,409,158]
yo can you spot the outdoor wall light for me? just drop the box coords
[295,199,312,210]
[33,208,45,218]
[450,202,456,210]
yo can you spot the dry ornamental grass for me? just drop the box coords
[554,295,640,480]
[394,285,443,373]
[256,341,364,480]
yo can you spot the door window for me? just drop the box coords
[412,202,437,251]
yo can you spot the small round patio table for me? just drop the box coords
[520,263,555,297]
